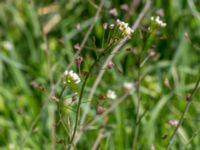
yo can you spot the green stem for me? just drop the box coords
[70,57,101,145]
[166,76,200,150]
[69,39,122,146]
[132,55,142,150]
[57,85,67,122]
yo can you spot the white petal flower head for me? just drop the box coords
[168,120,178,127]
[109,24,115,29]
[106,89,117,100]
[64,70,81,84]
[123,82,134,91]
[116,19,134,38]
[151,16,167,27]
[3,41,13,51]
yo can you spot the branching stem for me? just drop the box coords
[166,76,200,150]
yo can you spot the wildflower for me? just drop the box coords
[76,24,81,30]
[116,19,134,38]
[103,22,108,29]
[109,8,118,16]
[75,56,83,67]
[64,70,81,84]
[151,16,166,27]
[107,60,114,69]
[96,106,105,115]
[109,24,115,29]
[123,82,134,91]
[74,43,80,50]
[163,78,171,89]
[120,4,129,11]
[148,49,157,57]
[2,41,13,51]
[106,89,117,99]
[168,120,178,127]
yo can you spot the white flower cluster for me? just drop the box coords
[116,19,134,38]
[106,89,117,100]
[64,70,81,84]
[151,16,167,27]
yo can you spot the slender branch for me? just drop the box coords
[88,0,152,105]
[74,0,152,144]
[66,0,105,70]
[57,85,67,122]
[69,56,101,145]
[91,128,104,150]
[83,92,130,131]
[132,52,142,149]
[91,118,108,150]
[166,76,200,150]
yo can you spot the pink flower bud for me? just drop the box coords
[164,78,171,89]
[96,106,105,115]
[74,43,80,50]
[168,120,178,127]
[148,49,156,57]
[120,4,129,11]
[109,8,118,16]
[75,56,83,67]
[107,61,114,69]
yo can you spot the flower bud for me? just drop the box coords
[168,120,178,127]
[103,23,108,29]
[107,61,114,69]
[109,8,118,16]
[75,56,83,67]
[148,49,156,57]
[96,106,105,115]
[120,4,128,11]
[74,43,80,50]
[163,78,171,89]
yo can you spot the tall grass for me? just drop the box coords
[0,0,200,149]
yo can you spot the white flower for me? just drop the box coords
[109,8,118,16]
[106,89,117,100]
[2,41,13,51]
[109,24,115,29]
[151,16,167,27]
[123,82,134,91]
[64,70,81,84]
[8,143,15,149]
[116,19,134,38]
[168,120,178,127]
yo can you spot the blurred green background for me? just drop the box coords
[0,0,200,149]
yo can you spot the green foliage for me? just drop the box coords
[0,0,200,149]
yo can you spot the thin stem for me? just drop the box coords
[140,55,150,68]
[91,118,108,150]
[166,76,200,150]
[74,1,152,145]
[70,57,101,145]
[83,92,130,131]
[66,0,105,70]
[57,85,67,122]
[132,55,142,150]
